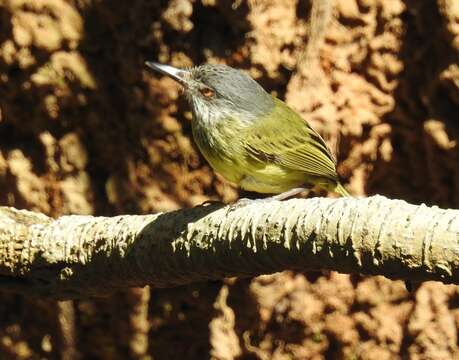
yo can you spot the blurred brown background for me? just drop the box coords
[1,0,459,359]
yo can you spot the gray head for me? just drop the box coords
[145,62,274,125]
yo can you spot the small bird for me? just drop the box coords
[146,62,349,201]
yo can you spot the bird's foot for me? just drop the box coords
[227,188,310,212]
[228,197,277,211]
[269,187,307,201]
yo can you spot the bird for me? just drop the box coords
[145,61,349,202]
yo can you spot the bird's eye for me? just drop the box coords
[200,87,215,98]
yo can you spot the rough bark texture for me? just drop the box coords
[1,0,459,358]
[0,196,458,298]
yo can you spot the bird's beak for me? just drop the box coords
[145,61,190,87]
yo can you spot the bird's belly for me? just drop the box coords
[201,145,304,193]
[239,164,306,194]
[205,154,244,184]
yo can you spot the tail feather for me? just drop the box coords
[334,182,350,197]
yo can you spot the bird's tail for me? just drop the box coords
[334,182,350,197]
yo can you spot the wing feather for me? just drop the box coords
[244,98,338,181]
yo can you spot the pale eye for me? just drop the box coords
[199,87,215,98]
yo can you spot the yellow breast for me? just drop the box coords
[192,117,246,184]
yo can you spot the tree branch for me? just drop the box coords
[0,195,458,299]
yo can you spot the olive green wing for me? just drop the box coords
[244,98,338,181]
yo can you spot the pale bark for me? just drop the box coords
[0,195,458,299]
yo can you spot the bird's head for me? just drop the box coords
[145,62,274,125]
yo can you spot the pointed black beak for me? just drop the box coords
[145,61,190,86]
